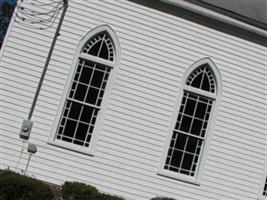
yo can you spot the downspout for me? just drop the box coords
[20,0,69,140]
[159,0,267,38]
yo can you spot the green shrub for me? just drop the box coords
[0,169,53,200]
[94,193,125,200]
[151,197,176,200]
[59,181,98,200]
[59,181,125,200]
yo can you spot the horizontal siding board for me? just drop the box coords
[104,0,266,54]
[102,120,165,143]
[74,1,266,69]
[110,94,171,118]
[1,0,266,200]
[108,99,170,122]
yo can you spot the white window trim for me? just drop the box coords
[257,159,267,200]
[48,25,120,155]
[158,57,222,184]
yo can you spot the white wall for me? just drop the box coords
[1,0,266,199]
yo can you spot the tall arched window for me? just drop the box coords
[49,25,120,154]
[159,58,221,183]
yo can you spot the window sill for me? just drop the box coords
[157,169,201,186]
[47,139,95,156]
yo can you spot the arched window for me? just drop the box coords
[159,58,221,183]
[50,25,120,154]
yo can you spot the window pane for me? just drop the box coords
[191,72,202,89]
[170,150,183,170]
[186,137,197,153]
[186,64,216,93]
[88,40,101,56]
[74,84,87,101]
[195,102,207,119]
[63,119,77,138]
[75,122,89,142]
[180,116,192,132]
[99,42,109,60]
[56,30,115,149]
[175,133,187,150]
[191,119,203,136]
[181,153,193,171]
[68,102,82,120]
[165,89,213,177]
[82,32,115,62]
[91,70,104,87]
[86,87,99,105]
[184,98,196,116]
[201,73,210,91]
[79,66,92,84]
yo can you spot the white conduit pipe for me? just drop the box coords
[160,0,267,38]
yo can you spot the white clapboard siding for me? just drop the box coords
[1,0,266,200]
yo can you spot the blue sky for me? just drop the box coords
[0,0,17,48]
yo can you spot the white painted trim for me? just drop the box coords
[49,24,121,155]
[159,0,267,38]
[158,57,222,184]
[257,158,267,200]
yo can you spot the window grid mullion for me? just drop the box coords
[199,67,206,90]
[96,66,108,106]
[83,62,96,104]
[71,104,85,144]
[97,34,105,57]
[173,130,205,140]
[66,97,101,110]
[58,101,72,140]
[167,132,179,170]
[178,92,200,173]
[84,107,98,145]
[69,60,84,98]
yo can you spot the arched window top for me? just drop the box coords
[81,31,115,62]
[160,57,221,182]
[186,64,216,93]
[183,58,222,97]
[50,25,120,154]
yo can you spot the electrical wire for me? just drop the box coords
[14,0,64,30]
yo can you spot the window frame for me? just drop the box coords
[158,58,222,184]
[258,159,267,200]
[48,25,120,155]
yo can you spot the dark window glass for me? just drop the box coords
[181,153,193,171]
[88,40,101,56]
[180,116,192,133]
[80,106,93,123]
[201,73,210,92]
[91,70,104,87]
[170,150,183,169]
[63,120,77,138]
[99,42,109,60]
[186,137,197,153]
[74,84,87,101]
[56,31,115,148]
[191,72,202,89]
[175,133,187,150]
[75,123,89,141]
[69,102,82,120]
[195,102,207,119]
[86,87,99,105]
[79,66,92,84]
[191,119,203,136]
[184,98,196,116]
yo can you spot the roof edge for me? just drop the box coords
[160,0,267,38]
